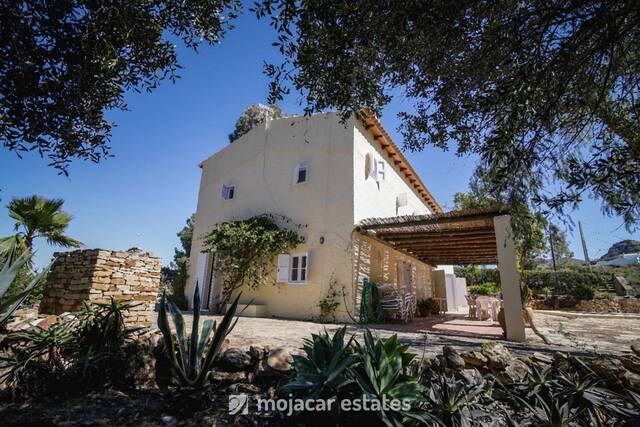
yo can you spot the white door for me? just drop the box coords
[445,273,456,312]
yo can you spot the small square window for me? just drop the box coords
[294,163,309,184]
[221,184,235,200]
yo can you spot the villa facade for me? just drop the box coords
[187,110,446,321]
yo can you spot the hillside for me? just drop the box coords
[600,240,640,261]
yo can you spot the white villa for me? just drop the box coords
[186,110,526,341]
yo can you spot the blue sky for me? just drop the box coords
[0,10,637,269]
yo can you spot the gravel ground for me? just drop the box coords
[178,311,640,358]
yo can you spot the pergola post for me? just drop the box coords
[493,215,526,342]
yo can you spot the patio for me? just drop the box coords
[357,207,526,341]
[393,312,504,339]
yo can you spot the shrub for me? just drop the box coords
[532,286,553,299]
[594,291,613,300]
[467,282,501,296]
[417,298,440,316]
[456,266,614,299]
[574,283,595,300]
[1,297,135,397]
[454,267,500,287]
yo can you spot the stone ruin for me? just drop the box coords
[39,248,161,327]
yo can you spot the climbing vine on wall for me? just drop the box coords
[317,274,344,323]
[202,214,305,312]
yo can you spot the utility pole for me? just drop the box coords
[549,228,560,309]
[578,221,591,269]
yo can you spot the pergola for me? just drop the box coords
[356,207,526,341]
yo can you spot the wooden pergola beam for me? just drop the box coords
[401,240,497,248]
[409,251,498,259]
[403,245,498,254]
[374,227,495,240]
[360,214,498,231]
[381,230,496,242]
[392,237,497,247]
[423,259,498,265]
[415,252,498,259]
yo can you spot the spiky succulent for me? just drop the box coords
[157,281,240,389]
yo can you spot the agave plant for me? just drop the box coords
[0,243,49,325]
[0,321,75,393]
[76,297,138,355]
[350,330,427,426]
[157,281,240,389]
[422,373,492,427]
[281,326,357,399]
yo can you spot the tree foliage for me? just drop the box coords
[453,179,547,270]
[202,214,304,311]
[1,0,240,173]
[228,103,287,142]
[1,195,82,253]
[161,215,193,309]
[548,224,574,268]
[254,0,640,228]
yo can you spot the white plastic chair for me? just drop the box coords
[465,294,477,319]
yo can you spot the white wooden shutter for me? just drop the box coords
[303,251,310,281]
[374,160,386,181]
[276,254,290,283]
[365,153,374,179]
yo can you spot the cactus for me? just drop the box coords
[157,281,240,389]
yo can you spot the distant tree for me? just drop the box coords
[228,104,287,142]
[255,1,640,228]
[1,196,80,305]
[162,215,193,309]
[548,224,574,268]
[1,0,241,173]
[1,196,82,254]
[453,176,547,270]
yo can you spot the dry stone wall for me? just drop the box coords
[39,248,161,326]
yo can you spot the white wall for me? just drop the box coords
[352,121,433,222]
[188,113,355,320]
[188,112,439,321]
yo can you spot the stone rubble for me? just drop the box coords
[430,341,640,393]
[218,347,253,372]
